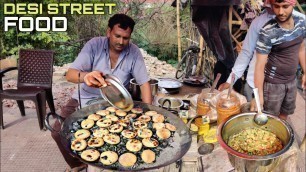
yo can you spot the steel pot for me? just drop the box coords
[129,78,158,100]
[157,97,184,114]
[217,112,294,172]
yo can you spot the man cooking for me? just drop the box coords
[51,13,152,172]
[254,0,306,120]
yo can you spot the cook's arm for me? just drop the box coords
[299,40,306,89]
[254,53,268,107]
[66,69,107,88]
[140,82,152,104]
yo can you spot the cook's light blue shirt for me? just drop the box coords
[70,37,149,104]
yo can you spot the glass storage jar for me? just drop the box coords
[216,92,241,125]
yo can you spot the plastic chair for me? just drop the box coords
[0,49,55,130]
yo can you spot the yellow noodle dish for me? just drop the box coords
[228,128,283,156]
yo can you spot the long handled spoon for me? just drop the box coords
[210,73,221,93]
[253,88,268,125]
[227,74,235,99]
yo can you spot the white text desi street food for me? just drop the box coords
[228,128,283,156]
[69,106,176,169]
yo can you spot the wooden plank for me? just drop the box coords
[296,1,305,14]
[176,0,182,61]
[231,34,242,50]
[232,21,242,25]
[232,8,242,21]
[196,36,204,75]
[229,5,233,33]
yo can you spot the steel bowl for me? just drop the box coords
[157,97,184,112]
[217,112,294,171]
[158,78,182,94]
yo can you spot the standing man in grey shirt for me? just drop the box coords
[255,0,305,120]
[51,14,152,171]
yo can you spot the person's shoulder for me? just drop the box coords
[261,18,277,30]
[250,11,274,29]
[292,10,305,19]
[87,36,107,44]
[128,42,142,55]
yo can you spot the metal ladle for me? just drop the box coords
[253,88,268,125]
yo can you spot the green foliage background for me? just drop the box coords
[1,0,191,66]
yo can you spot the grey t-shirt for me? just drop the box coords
[70,37,149,104]
[256,14,306,84]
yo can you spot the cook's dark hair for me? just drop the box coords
[108,14,135,32]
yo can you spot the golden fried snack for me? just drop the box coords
[141,149,155,163]
[81,119,95,129]
[152,114,165,123]
[103,133,120,145]
[71,139,87,151]
[131,107,143,114]
[133,121,148,130]
[108,124,123,133]
[125,113,137,120]
[156,128,171,139]
[122,130,137,139]
[96,118,112,128]
[100,151,118,165]
[119,153,137,167]
[106,107,117,113]
[117,119,130,127]
[88,137,104,147]
[142,138,159,148]
[81,149,100,162]
[165,123,176,131]
[137,128,153,138]
[115,109,127,117]
[137,115,151,122]
[145,110,158,116]
[105,115,119,122]
[96,110,110,116]
[126,139,142,152]
[74,129,91,139]
[93,128,109,138]
[153,122,165,130]
[88,113,101,121]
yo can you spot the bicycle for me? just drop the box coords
[175,45,200,79]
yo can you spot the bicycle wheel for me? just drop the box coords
[175,53,189,79]
[185,54,195,78]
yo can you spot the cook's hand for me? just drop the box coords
[83,71,107,88]
[250,98,264,111]
[250,98,257,111]
[302,74,306,89]
[218,82,230,91]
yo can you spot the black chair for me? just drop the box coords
[0,49,55,130]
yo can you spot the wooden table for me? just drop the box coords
[152,84,300,172]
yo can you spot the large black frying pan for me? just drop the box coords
[45,101,192,171]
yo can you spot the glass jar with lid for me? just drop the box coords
[216,92,241,125]
[196,89,218,116]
